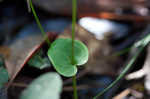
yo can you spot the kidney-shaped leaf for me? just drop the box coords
[20,72,62,99]
[48,38,88,77]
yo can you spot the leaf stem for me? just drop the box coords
[73,75,78,99]
[71,0,77,65]
[72,0,78,99]
[29,0,51,45]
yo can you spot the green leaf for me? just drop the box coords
[0,67,9,89]
[20,72,62,99]
[0,56,4,68]
[28,50,51,69]
[48,38,88,77]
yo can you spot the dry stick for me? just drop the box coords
[26,0,31,13]
[93,34,150,99]
[64,84,101,92]
[8,82,28,88]
[112,88,131,99]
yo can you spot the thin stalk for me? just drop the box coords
[72,0,78,99]
[93,34,150,99]
[73,75,78,99]
[29,0,51,45]
[71,0,77,64]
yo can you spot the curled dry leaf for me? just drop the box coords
[5,32,57,87]
[5,35,44,78]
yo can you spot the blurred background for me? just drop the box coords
[1,0,150,99]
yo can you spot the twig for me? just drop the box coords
[64,85,96,91]
[26,0,31,13]
[126,68,146,80]
[113,88,131,99]
[6,82,27,88]
[79,12,150,22]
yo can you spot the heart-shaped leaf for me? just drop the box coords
[20,72,62,99]
[48,38,88,77]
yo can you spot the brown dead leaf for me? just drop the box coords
[5,32,57,87]
[5,35,44,78]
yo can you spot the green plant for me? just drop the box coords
[48,38,88,77]
[28,49,51,69]
[27,0,88,99]
[22,0,150,99]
